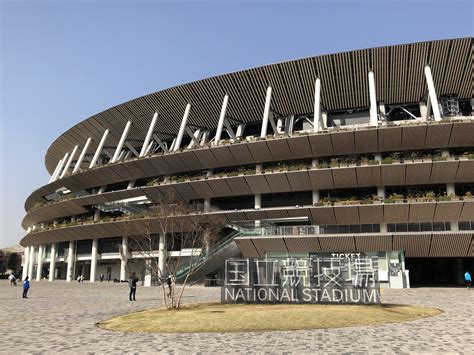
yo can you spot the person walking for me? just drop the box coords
[22,276,30,299]
[100,273,104,282]
[129,272,138,301]
[166,273,175,298]
[464,270,471,289]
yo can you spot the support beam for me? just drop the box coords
[36,245,43,281]
[174,104,191,152]
[49,243,56,282]
[49,159,63,183]
[424,65,441,121]
[260,86,272,138]
[313,78,321,132]
[60,145,78,179]
[120,236,128,281]
[125,142,139,157]
[152,134,169,153]
[236,123,245,138]
[214,94,229,145]
[73,137,92,173]
[368,71,378,127]
[185,127,201,147]
[223,119,236,139]
[89,129,109,168]
[66,241,75,282]
[140,112,158,157]
[90,239,98,282]
[111,121,132,163]
[52,153,68,182]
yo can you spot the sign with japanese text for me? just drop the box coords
[222,254,381,304]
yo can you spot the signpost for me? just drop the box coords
[222,254,381,304]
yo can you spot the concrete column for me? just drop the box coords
[254,194,262,228]
[260,86,272,138]
[73,137,92,173]
[140,112,158,157]
[378,185,387,232]
[90,239,98,282]
[214,95,229,145]
[424,65,441,121]
[446,183,455,196]
[111,121,132,163]
[174,104,191,152]
[36,245,44,281]
[127,180,136,189]
[90,129,109,168]
[48,243,56,282]
[22,246,29,280]
[313,78,321,132]
[66,241,75,282]
[158,234,166,276]
[28,246,35,280]
[321,111,328,129]
[368,71,378,127]
[60,145,78,178]
[120,236,128,281]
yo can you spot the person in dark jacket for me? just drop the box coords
[129,272,138,301]
[23,276,30,299]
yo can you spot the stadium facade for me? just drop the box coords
[20,38,473,287]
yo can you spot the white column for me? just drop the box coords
[174,104,191,152]
[321,111,328,129]
[214,95,229,145]
[90,238,98,282]
[28,246,35,280]
[378,185,387,233]
[313,78,321,132]
[158,234,166,276]
[204,198,211,212]
[22,246,30,280]
[446,183,455,196]
[48,243,56,282]
[260,86,272,138]
[36,245,44,281]
[140,112,158,157]
[254,194,262,228]
[73,137,92,173]
[111,121,132,163]
[52,153,69,182]
[90,129,109,168]
[49,159,63,183]
[424,65,441,121]
[368,71,378,127]
[66,241,75,282]
[60,145,78,178]
[120,236,128,281]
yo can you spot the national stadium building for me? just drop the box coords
[20,38,473,288]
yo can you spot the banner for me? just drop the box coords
[222,254,381,304]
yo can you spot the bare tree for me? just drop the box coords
[125,193,224,309]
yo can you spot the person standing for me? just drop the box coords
[22,276,30,299]
[129,272,138,301]
[464,271,471,289]
[100,273,104,282]
[167,273,175,298]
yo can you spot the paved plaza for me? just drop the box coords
[0,280,472,354]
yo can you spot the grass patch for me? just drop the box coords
[98,302,442,333]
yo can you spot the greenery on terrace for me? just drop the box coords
[30,150,474,212]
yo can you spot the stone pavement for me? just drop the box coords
[0,280,472,354]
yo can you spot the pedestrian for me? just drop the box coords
[107,271,111,282]
[464,270,471,289]
[129,272,138,301]
[8,273,17,286]
[23,276,30,299]
[166,273,175,298]
[100,273,104,282]
[80,274,84,283]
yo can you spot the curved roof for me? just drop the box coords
[45,37,473,173]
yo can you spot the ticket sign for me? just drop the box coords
[222,255,381,304]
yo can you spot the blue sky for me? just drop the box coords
[1,0,472,247]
